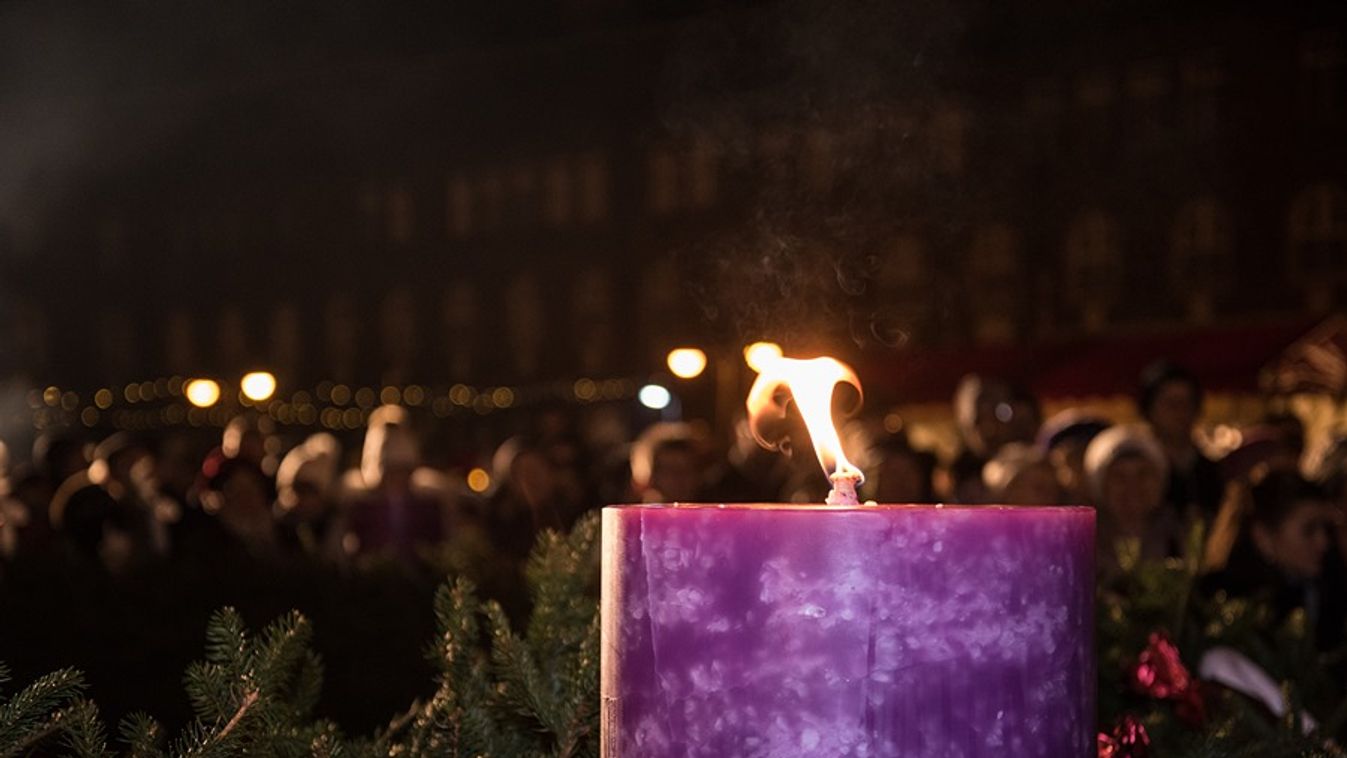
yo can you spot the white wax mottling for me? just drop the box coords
[603,506,1095,758]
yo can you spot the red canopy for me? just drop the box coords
[861,318,1321,405]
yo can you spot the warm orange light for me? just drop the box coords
[240,371,277,402]
[466,467,491,493]
[746,354,864,500]
[185,379,221,408]
[666,348,708,379]
[743,341,783,373]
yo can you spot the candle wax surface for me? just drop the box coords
[601,503,1095,758]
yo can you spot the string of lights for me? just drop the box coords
[21,375,644,433]
[17,343,780,433]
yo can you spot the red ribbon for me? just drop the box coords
[1097,714,1151,758]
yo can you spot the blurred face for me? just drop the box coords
[1102,454,1164,525]
[1003,463,1061,506]
[1254,500,1333,581]
[286,482,328,520]
[650,448,700,503]
[511,450,557,508]
[1147,381,1199,444]
[1050,442,1090,501]
[876,454,928,503]
[973,395,1013,455]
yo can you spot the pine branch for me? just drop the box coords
[61,699,112,758]
[0,666,90,757]
[118,712,166,758]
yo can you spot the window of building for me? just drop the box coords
[165,311,194,372]
[1300,29,1344,122]
[929,102,969,175]
[386,187,415,244]
[577,152,609,223]
[687,139,718,209]
[572,268,613,373]
[506,274,544,377]
[543,159,572,227]
[479,170,506,230]
[1064,210,1122,330]
[647,147,678,214]
[1180,51,1225,138]
[1172,197,1233,285]
[1126,60,1170,141]
[1289,183,1347,282]
[442,281,478,378]
[508,164,538,223]
[800,128,835,193]
[447,174,472,238]
[968,224,1020,343]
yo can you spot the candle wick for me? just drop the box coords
[826,471,861,505]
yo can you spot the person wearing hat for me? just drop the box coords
[341,406,445,563]
[982,442,1062,506]
[274,433,343,558]
[1085,424,1186,580]
[1137,361,1225,522]
[1202,472,1346,651]
[1038,410,1112,505]
[50,433,165,571]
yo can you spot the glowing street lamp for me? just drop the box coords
[639,384,672,410]
[185,379,221,408]
[666,348,708,379]
[743,341,783,373]
[240,371,277,403]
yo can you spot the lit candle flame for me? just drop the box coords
[746,354,864,504]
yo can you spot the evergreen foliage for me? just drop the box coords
[0,513,600,758]
[5,511,1346,756]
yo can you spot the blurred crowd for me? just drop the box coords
[2,358,1347,674]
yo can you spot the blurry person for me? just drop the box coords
[0,440,24,561]
[1203,473,1344,650]
[50,434,167,570]
[192,418,278,553]
[1038,411,1111,504]
[982,443,1062,505]
[32,432,89,506]
[949,375,1037,503]
[222,414,268,469]
[1138,361,1224,520]
[629,423,702,503]
[3,464,53,556]
[154,430,203,508]
[1085,424,1184,578]
[274,433,342,558]
[647,438,701,503]
[1206,420,1314,572]
[471,436,571,578]
[1261,411,1306,473]
[343,406,444,562]
[866,435,937,504]
[704,415,793,503]
[1315,437,1347,563]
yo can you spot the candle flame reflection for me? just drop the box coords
[746,354,864,486]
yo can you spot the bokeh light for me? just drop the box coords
[466,467,491,493]
[240,371,277,402]
[666,348,708,379]
[185,379,221,408]
[638,384,672,410]
[743,341,783,372]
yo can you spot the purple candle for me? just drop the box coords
[601,502,1095,757]
[601,354,1094,756]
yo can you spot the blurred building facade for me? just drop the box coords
[0,0,1343,392]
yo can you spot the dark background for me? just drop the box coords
[0,0,1343,734]
[2,0,1341,397]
